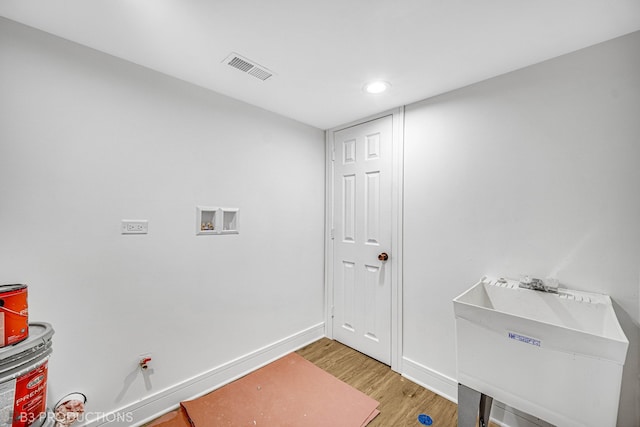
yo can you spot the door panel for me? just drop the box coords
[332,115,392,365]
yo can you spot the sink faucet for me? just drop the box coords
[519,277,558,293]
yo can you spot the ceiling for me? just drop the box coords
[1,1,639,130]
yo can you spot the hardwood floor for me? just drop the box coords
[296,338,459,427]
[146,338,496,426]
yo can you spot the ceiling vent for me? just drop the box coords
[223,53,274,81]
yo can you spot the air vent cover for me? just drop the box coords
[223,53,274,81]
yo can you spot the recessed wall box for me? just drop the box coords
[196,206,218,235]
[196,206,239,235]
[221,208,239,234]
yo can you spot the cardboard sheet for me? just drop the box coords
[177,352,379,426]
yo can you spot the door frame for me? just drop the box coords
[324,107,404,372]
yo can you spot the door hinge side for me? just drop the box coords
[331,306,335,318]
[330,228,335,240]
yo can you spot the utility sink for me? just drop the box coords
[453,276,629,427]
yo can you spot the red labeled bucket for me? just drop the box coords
[0,285,29,347]
[12,357,49,427]
[0,323,54,427]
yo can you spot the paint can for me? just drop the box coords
[0,323,54,427]
[52,392,86,427]
[0,284,29,347]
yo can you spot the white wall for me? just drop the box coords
[0,17,325,424]
[403,31,640,426]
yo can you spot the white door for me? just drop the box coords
[332,115,393,365]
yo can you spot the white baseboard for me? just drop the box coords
[82,322,325,427]
[401,357,552,427]
[401,356,458,403]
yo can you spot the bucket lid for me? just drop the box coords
[54,392,87,408]
[0,322,54,362]
[0,284,27,293]
[0,347,51,382]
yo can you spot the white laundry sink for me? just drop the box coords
[453,276,629,427]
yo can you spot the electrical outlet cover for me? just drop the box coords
[121,220,148,234]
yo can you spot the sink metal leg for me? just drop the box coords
[458,384,480,427]
[458,383,493,427]
[479,393,493,427]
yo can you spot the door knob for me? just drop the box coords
[378,252,389,261]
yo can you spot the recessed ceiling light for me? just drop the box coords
[363,80,391,94]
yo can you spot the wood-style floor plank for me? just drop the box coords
[296,338,458,427]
